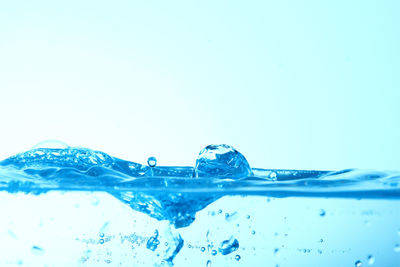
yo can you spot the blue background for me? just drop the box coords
[0,1,399,171]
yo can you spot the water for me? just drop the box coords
[0,143,399,266]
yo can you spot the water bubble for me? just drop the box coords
[235,255,241,261]
[147,157,157,167]
[367,255,375,265]
[194,144,252,178]
[146,230,160,251]
[211,250,217,256]
[32,140,69,149]
[99,239,104,244]
[355,260,362,267]
[319,209,326,217]
[31,246,44,256]
[201,247,206,252]
[219,237,239,255]
[394,244,400,252]
[206,260,211,267]
[99,233,104,238]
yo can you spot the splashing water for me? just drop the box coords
[0,143,399,266]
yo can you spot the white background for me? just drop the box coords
[0,1,399,170]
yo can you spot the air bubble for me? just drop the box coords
[219,237,239,255]
[211,250,217,256]
[99,239,104,244]
[394,244,400,252]
[201,247,206,252]
[225,212,238,222]
[235,255,241,261]
[147,157,157,167]
[319,209,326,217]
[31,246,44,256]
[367,255,375,265]
[355,260,362,267]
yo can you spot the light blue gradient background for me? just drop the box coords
[0,1,399,171]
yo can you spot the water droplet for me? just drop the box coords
[355,260,362,267]
[251,230,256,235]
[319,239,323,243]
[99,239,104,244]
[211,250,217,256]
[319,209,326,217]
[99,233,104,238]
[269,172,277,180]
[201,247,206,252]
[235,254,241,261]
[146,230,160,251]
[206,260,211,267]
[274,248,279,254]
[218,209,222,214]
[194,144,252,178]
[246,215,250,219]
[394,244,400,252]
[218,237,239,255]
[367,255,375,265]
[147,157,157,167]
[32,140,69,149]
[31,246,44,256]
[105,259,111,264]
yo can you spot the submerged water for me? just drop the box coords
[0,143,399,266]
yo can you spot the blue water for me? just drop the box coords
[0,143,399,266]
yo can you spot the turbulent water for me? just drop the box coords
[0,143,399,266]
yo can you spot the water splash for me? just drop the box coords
[194,144,252,178]
[1,144,400,228]
[1,143,400,265]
